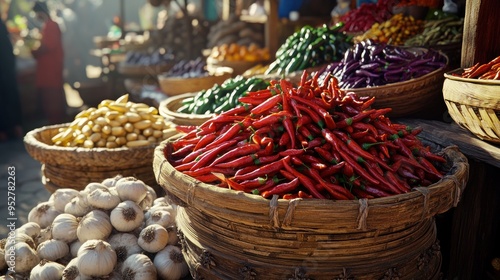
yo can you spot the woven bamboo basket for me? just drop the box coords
[154,139,467,278]
[23,123,177,194]
[207,57,265,75]
[443,68,500,143]
[346,54,449,118]
[159,93,214,126]
[158,67,233,96]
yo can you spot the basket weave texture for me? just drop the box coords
[24,123,166,193]
[154,139,468,279]
[159,93,213,126]
[346,59,448,118]
[443,69,500,143]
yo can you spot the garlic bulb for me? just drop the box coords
[37,239,69,261]
[121,254,157,280]
[149,202,177,218]
[62,258,82,280]
[52,213,80,243]
[11,232,36,249]
[87,188,120,210]
[115,177,148,203]
[146,185,158,201]
[107,233,142,264]
[4,242,40,273]
[101,174,124,188]
[28,201,61,228]
[77,210,112,242]
[69,240,83,258]
[29,259,65,280]
[64,194,92,217]
[16,222,41,241]
[154,245,189,280]
[36,225,53,245]
[138,224,169,253]
[83,182,108,194]
[145,209,173,228]
[50,188,80,212]
[77,240,117,276]
[110,200,144,232]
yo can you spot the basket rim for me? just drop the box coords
[444,68,500,85]
[154,138,469,231]
[24,123,158,166]
[157,66,233,82]
[159,92,215,120]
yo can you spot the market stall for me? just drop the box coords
[2,0,500,279]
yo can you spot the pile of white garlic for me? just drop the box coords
[0,175,189,280]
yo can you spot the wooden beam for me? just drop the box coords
[461,0,500,67]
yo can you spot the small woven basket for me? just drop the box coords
[159,93,214,126]
[118,62,173,77]
[443,68,500,143]
[154,138,468,278]
[158,67,233,96]
[207,57,265,75]
[24,123,177,193]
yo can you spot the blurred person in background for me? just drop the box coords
[0,15,23,141]
[31,1,66,124]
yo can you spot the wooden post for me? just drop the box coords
[264,0,279,60]
[461,0,500,67]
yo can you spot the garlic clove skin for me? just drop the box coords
[50,188,80,213]
[36,239,70,261]
[77,210,112,243]
[28,201,62,229]
[15,222,41,241]
[36,225,53,245]
[64,194,92,217]
[29,259,65,280]
[101,174,124,188]
[77,240,117,277]
[110,200,144,233]
[154,245,189,280]
[10,232,37,249]
[4,242,40,274]
[82,182,108,194]
[51,213,80,243]
[86,188,121,210]
[115,177,148,203]
[107,233,142,265]
[138,224,169,253]
[138,190,155,211]
[121,253,157,280]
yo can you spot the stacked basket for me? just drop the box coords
[154,139,468,279]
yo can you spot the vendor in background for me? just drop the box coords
[0,16,23,141]
[31,1,66,125]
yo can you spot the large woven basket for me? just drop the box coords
[159,93,214,126]
[24,123,177,194]
[118,62,174,77]
[346,56,448,118]
[158,67,233,96]
[154,139,468,279]
[443,68,500,143]
[207,57,265,75]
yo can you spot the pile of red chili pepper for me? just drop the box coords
[339,0,393,33]
[455,55,500,80]
[165,71,447,200]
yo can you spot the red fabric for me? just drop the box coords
[34,19,64,88]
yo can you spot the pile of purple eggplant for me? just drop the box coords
[318,40,448,89]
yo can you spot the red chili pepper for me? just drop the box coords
[290,95,336,129]
[245,88,278,99]
[295,103,325,129]
[310,162,328,170]
[233,157,287,181]
[343,162,354,177]
[250,94,283,115]
[193,173,221,184]
[174,161,196,171]
[184,166,235,177]
[210,143,261,166]
[170,143,195,158]
[283,160,325,199]
[417,157,443,179]
[261,178,300,198]
[352,122,378,137]
[351,187,375,199]
[299,154,325,165]
[370,108,392,119]
[360,185,391,198]
[319,161,345,177]
[252,111,291,129]
[373,119,398,134]
[337,145,380,186]
[193,133,217,151]
[190,140,237,171]
[397,165,420,180]
[279,132,290,147]
[175,125,197,134]
[359,96,376,111]
[340,104,361,115]
[221,104,253,116]
[254,154,280,165]
[291,156,305,166]
[414,146,447,163]
[299,70,308,87]
[305,123,321,136]
[182,145,209,164]
[298,126,314,141]
[296,114,312,130]
[384,171,409,193]
[335,109,375,129]
[307,137,325,149]
[238,96,270,105]
[279,149,305,157]
[234,165,259,177]
[282,193,299,199]
[205,123,243,151]
[304,167,352,200]
[298,191,313,199]
[199,115,246,128]
[346,139,375,161]
[215,153,257,168]
[282,116,297,149]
